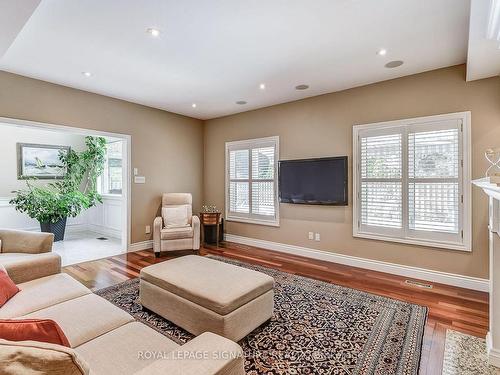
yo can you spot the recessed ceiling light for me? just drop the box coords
[191,103,197,108]
[377,49,387,56]
[385,60,404,68]
[146,28,161,37]
[295,84,309,90]
[259,83,266,90]
[236,101,247,105]
[82,71,92,77]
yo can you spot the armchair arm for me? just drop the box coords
[153,217,163,254]
[2,253,61,283]
[192,215,200,250]
[133,332,244,375]
[0,229,54,254]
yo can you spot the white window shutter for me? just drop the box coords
[408,128,460,234]
[360,133,403,230]
[226,137,279,226]
[353,113,469,251]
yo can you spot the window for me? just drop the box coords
[353,112,471,251]
[225,136,279,226]
[98,141,123,195]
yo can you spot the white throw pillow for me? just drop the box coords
[162,206,189,228]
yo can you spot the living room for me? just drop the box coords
[0,1,499,374]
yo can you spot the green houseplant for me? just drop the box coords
[10,136,107,241]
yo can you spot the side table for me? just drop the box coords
[199,212,222,248]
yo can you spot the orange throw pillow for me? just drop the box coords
[0,265,19,307]
[0,319,71,347]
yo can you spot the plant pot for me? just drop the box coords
[40,217,67,242]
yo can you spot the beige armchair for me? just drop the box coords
[0,229,61,284]
[153,193,200,257]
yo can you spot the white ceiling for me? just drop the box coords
[467,0,500,81]
[0,0,40,57]
[0,0,493,120]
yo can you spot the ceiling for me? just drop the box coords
[0,0,496,120]
[467,0,500,81]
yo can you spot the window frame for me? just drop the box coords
[98,140,123,197]
[225,136,280,227]
[352,112,471,252]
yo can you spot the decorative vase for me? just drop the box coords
[485,148,500,185]
[40,217,67,242]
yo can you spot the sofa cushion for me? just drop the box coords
[0,319,70,347]
[140,255,275,315]
[0,273,90,319]
[76,322,179,375]
[160,226,193,240]
[0,339,89,375]
[0,265,19,307]
[0,253,61,284]
[0,253,33,262]
[20,294,134,348]
[133,332,244,375]
[162,206,189,228]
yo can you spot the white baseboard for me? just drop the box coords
[225,234,489,292]
[486,332,500,367]
[20,223,88,234]
[128,240,153,252]
[87,224,121,239]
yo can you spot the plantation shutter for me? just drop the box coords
[226,137,279,225]
[360,131,403,234]
[407,121,461,240]
[356,117,465,248]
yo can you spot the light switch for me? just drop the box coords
[134,176,146,184]
[133,168,138,176]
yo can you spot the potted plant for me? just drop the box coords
[10,136,106,241]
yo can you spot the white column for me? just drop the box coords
[487,197,500,367]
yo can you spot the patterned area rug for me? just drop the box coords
[95,256,427,374]
[442,330,500,374]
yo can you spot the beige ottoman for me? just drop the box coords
[139,255,274,342]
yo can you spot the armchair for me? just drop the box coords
[153,193,200,257]
[0,229,61,284]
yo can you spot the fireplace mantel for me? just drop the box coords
[473,177,500,367]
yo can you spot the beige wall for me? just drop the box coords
[204,65,500,279]
[0,71,204,243]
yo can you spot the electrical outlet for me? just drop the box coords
[145,225,151,234]
[314,233,321,241]
[308,232,314,240]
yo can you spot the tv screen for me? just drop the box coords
[279,157,348,205]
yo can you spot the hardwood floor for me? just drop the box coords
[63,242,489,375]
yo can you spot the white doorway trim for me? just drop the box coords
[0,116,132,252]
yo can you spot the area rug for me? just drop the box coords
[95,256,427,374]
[442,330,500,375]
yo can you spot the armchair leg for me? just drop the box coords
[154,252,160,258]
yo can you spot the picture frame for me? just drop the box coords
[17,143,70,179]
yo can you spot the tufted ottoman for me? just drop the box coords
[139,255,274,342]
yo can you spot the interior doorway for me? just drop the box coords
[0,117,131,266]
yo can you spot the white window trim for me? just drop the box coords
[225,136,280,227]
[352,111,472,252]
[98,140,123,197]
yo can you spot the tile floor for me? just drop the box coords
[53,230,124,266]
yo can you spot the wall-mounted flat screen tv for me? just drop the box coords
[279,156,348,205]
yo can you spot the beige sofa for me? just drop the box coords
[153,193,200,257]
[0,230,244,375]
[0,229,61,284]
